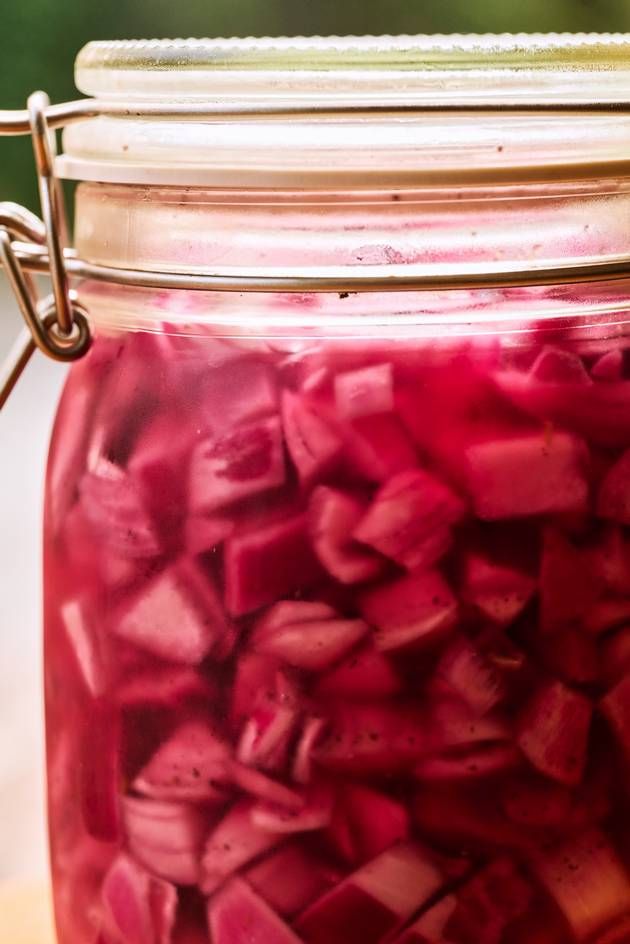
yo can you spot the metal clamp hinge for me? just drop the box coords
[0,92,90,409]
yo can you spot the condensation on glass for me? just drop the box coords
[42,35,630,944]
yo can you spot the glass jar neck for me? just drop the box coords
[74,178,630,341]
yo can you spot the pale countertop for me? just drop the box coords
[0,277,66,892]
[0,881,55,943]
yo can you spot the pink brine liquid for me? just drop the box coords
[44,313,630,944]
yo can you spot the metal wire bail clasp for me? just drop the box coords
[0,91,90,408]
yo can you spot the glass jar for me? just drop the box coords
[40,35,630,944]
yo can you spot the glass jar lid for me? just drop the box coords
[75,34,630,103]
[58,34,630,188]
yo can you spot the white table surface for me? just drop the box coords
[0,277,66,881]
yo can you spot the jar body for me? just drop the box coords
[34,29,630,944]
[44,276,630,944]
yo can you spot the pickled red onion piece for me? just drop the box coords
[462,430,589,520]
[295,842,445,944]
[208,878,303,944]
[122,796,208,886]
[224,510,322,616]
[360,570,457,653]
[530,829,630,942]
[517,681,592,787]
[133,720,231,801]
[334,363,394,421]
[113,559,232,665]
[101,854,177,944]
[189,415,286,513]
[200,801,283,894]
[245,843,341,917]
[353,468,466,571]
[282,390,343,486]
[309,486,383,584]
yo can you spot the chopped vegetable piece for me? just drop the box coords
[115,665,216,708]
[591,527,630,595]
[414,743,520,782]
[537,628,601,685]
[601,673,630,761]
[539,527,600,632]
[531,829,630,941]
[229,762,304,808]
[500,774,574,829]
[61,598,106,697]
[309,486,383,584]
[114,559,232,664]
[200,801,283,894]
[80,458,162,558]
[444,857,533,944]
[599,449,630,524]
[190,415,286,513]
[314,702,426,775]
[122,796,208,885]
[344,414,418,483]
[101,854,177,944]
[231,652,280,724]
[251,782,333,833]
[314,644,402,699]
[592,349,624,381]
[531,347,592,384]
[327,783,410,864]
[493,361,630,447]
[335,363,395,420]
[517,681,592,786]
[184,514,234,556]
[245,843,340,917]
[460,551,535,626]
[353,468,466,570]
[252,609,367,671]
[133,720,231,801]
[293,717,328,783]
[257,600,337,632]
[435,637,505,716]
[427,696,510,750]
[295,842,445,944]
[282,391,343,486]
[224,511,323,616]
[80,703,121,842]
[412,785,534,854]
[207,878,303,944]
[201,357,278,428]
[390,895,456,943]
[128,411,193,536]
[235,687,299,772]
[360,570,458,652]
[602,629,630,685]
[592,918,630,944]
[462,430,589,520]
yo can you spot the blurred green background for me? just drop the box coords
[1,0,630,210]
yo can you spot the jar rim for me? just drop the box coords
[75,34,630,102]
